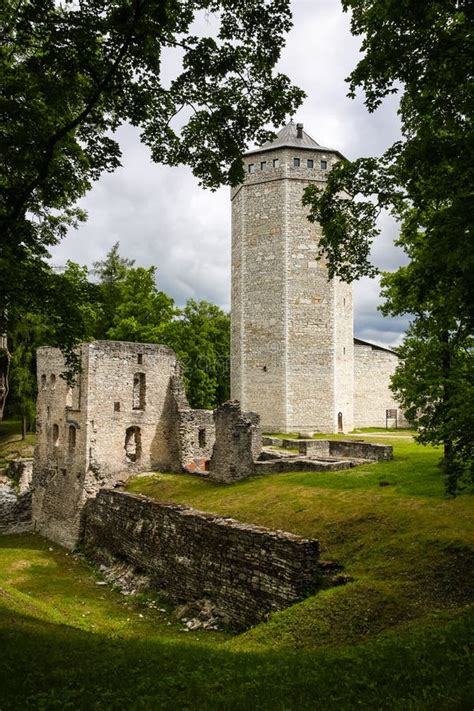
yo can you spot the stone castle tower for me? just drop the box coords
[231,121,354,434]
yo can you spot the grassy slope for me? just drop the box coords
[1,433,473,709]
[0,419,35,470]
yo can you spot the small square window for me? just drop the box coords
[320,160,327,170]
[137,353,143,365]
[307,159,314,169]
[248,163,255,173]
[114,402,120,412]
[293,157,300,167]
[273,158,279,168]
[260,161,266,170]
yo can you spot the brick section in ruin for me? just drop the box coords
[208,400,262,483]
[83,489,323,629]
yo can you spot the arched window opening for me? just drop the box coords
[41,374,47,389]
[50,373,56,389]
[132,372,146,410]
[52,423,59,446]
[66,387,73,408]
[125,426,142,462]
[198,428,206,448]
[68,425,76,449]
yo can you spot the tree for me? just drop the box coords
[162,299,230,409]
[0,0,304,349]
[302,0,473,490]
[105,267,176,342]
[5,261,98,430]
[92,242,136,338]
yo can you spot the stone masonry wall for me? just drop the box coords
[298,439,393,462]
[231,145,354,434]
[33,341,214,549]
[208,401,261,483]
[83,489,321,629]
[353,342,407,429]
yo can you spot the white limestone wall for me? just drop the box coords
[353,343,404,428]
[231,146,353,433]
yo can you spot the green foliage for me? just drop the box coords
[105,267,176,343]
[162,299,230,409]
[0,0,303,354]
[302,0,473,490]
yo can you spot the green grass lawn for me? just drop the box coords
[1,434,473,709]
[0,419,35,470]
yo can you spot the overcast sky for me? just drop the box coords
[50,0,410,347]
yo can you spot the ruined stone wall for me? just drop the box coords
[0,487,31,534]
[208,401,261,482]
[353,343,407,429]
[177,410,215,470]
[298,439,393,462]
[231,146,354,434]
[33,341,202,549]
[83,489,321,629]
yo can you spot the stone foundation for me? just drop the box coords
[0,486,32,534]
[208,400,261,483]
[83,489,325,629]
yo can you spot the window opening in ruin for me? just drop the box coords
[262,365,267,372]
[53,423,59,446]
[307,159,314,168]
[198,428,206,448]
[320,160,327,170]
[248,163,255,173]
[46,406,50,418]
[137,353,143,364]
[132,372,146,410]
[293,157,300,167]
[41,374,47,389]
[338,412,343,434]
[50,373,56,389]
[125,426,142,462]
[68,425,76,449]
[61,468,67,476]
[66,387,73,408]
[273,158,279,168]
[260,161,266,170]
[114,401,121,412]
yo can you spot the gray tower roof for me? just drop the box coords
[244,120,345,158]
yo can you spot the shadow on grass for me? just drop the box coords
[1,604,473,710]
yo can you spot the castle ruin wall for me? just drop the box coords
[83,489,322,629]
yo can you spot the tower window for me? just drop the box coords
[320,160,327,170]
[114,402,120,412]
[260,161,266,170]
[52,423,59,446]
[293,157,300,167]
[41,374,46,389]
[50,373,56,389]
[198,428,206,448]
[307,159,314,169]
[137,353,143,365]
[132,373,146,410]
[248,163,255,173]
[68,425,76,449]
[273,158,279,168]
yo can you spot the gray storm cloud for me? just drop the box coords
[50,0,408,346]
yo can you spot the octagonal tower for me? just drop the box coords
[230,121,354,433]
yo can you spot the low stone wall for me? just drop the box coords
[83,489,322,628]
[255,458,354,474]
[0,485,32,534]
[299,439,392,462]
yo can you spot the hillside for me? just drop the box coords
[0,431,473,709]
